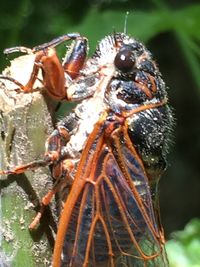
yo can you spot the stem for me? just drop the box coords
[0,54,57,266]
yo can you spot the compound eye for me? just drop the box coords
[114,48,135,72]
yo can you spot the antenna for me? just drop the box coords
[124,11,129,34]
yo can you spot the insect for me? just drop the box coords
[0,32,173,266]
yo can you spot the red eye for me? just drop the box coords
[114,48,135,72]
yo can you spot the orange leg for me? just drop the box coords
[0,124,75,228]
[0,34,88,101]
[29,159,75,229]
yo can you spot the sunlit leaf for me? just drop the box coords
[166,219,200,267]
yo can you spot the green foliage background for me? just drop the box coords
[0,0,200,266]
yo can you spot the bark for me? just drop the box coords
[0,55,57,267]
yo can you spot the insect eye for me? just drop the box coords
[114,48,135,72]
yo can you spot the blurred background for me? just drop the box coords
[0,0,200,266]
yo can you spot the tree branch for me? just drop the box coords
[0,55,57,267]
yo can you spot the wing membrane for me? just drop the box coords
[53,116,168,267]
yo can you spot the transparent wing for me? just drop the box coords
[53,117,168,267]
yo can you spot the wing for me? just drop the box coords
[53,114,168,267]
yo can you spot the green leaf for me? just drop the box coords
[166,219,200,267]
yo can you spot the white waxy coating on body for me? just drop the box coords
[65,42,117,157]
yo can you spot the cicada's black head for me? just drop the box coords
[92,32,167,113]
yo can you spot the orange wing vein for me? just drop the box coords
[53,114,168,267]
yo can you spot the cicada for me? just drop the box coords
[0,32,173,267]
